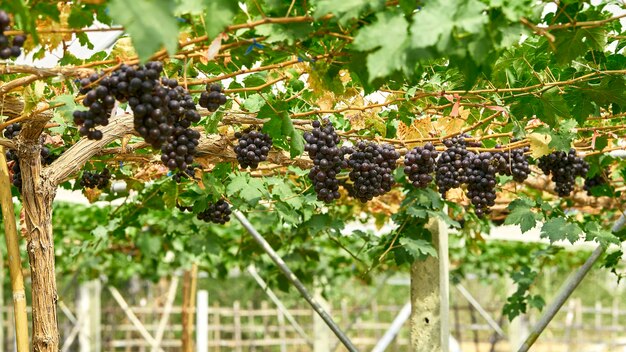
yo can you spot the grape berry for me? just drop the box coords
[3,123,21,139]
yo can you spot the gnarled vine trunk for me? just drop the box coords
[18,136,59,352]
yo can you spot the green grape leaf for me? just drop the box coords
[504,201,541,233]
[352,11,410,80]
[204,0,238,39]
[109,0,179,61]
[584,221,620,247]
[314,0,385,24]
[540,217,582,244]
[399,237,437,259]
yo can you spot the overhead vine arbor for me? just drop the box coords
[1,0,626,351]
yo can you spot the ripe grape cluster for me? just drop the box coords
[3,122,21,139]
[234,129,273,169]
[584,174,606,196]
[404,143,437,188]
[435,135,475,198]
[538,149,589,197]
[199,84,228,112]
[75,62,165,140]
[495,144,531,182]
[304,119,348,203]
[0,11,25,59]
[197,199,232,224]
[79,168,111,190]
[347,141,400,203]
[466,152,498,217]
[73,62,203,172]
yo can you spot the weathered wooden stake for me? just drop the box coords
[0,145,29,352]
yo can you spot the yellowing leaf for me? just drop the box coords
[433,115,464,136]
[528,132,552,158]
[110,37,137,60]
[397,117,434,145]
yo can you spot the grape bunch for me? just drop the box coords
[160,126,200,171]
[173,165,197,183]
[404,143,437,188]
[435,135,475,198]
[347,141,400,203]
[538,149,589,197]
[494,144,531,182]
[79,168,111,190]
[197,199,232,224]
[304,119,349,203]
[234,129,273,169]
[584,174,607,196]
[3,122,21,139]
[199,84,227,112]
[74,62,165,141]
[466,152,498,217]
[0,11,25,59]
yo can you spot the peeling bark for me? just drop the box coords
[18,141,58,352]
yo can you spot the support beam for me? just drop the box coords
[233,210,358,352]
[518,211,626,351]
[410,218,445,352]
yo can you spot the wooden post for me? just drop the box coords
[410,218,444,352]
[233,301,242,352]
[247,301,256,351]
[196,290,208,352]
[78,280,102,352]
[276,309,287,352]
[152,277,179,352]
[182,264,198,352]
[0,145,29,352]
[213,302,221,352]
